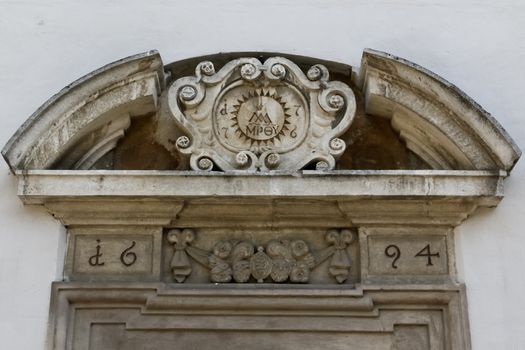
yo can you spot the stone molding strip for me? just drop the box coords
[16,170,504,227]
[17,169,504,201]
[46,282,471,350]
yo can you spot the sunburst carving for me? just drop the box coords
[230,89,292,150]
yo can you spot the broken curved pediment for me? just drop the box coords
[2,50,520,172]
[2,50,521,350]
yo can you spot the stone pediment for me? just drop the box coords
[2,50,521,350]
[2,50,520,173]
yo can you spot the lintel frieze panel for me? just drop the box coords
[166,228,355,284]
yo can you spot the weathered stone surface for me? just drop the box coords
[2,50,520,173]
[2,50,521,350]
[163,228,358,285]
[46,283,471,350]
[360,227,455,285]
[359,49,521,171]
[2,51,165,171]
[167,57,356,172]
[64,227,162,282]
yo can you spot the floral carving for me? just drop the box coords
[169,229,355,284]
[207,239,319,283]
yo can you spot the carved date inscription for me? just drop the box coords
[384,243,441,269]
[88,239,137,267]
[73,235,152,275]
[368,235,448,276]
[414,244,440,266]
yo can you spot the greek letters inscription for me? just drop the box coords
[214,86,308,155]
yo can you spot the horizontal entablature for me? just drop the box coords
[18,169,504,201]
[17,170,504,227]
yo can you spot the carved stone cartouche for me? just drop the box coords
[168,57,357,172]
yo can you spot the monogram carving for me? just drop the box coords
[168,57,356,171]
[168,229,355,284]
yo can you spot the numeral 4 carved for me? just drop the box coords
[414,244,440,266]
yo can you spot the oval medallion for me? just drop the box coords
[250,246,272,283]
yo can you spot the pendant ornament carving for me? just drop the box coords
[168,229,355,284]
[168,57,357,171]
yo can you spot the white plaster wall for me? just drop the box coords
[0,0,523,348]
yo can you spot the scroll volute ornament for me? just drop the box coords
[168,57,357,171]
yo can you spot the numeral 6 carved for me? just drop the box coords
[120,241,137,267]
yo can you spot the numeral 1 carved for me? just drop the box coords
[414,244,440,266]
[88,239,105,266]
[219,103,228,116]
[385,244,401,269]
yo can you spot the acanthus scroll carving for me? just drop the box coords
[167,229,355,284]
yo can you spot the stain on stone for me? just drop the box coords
[111,115,179,170]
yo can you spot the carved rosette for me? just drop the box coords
[168,57,356,171]
[169,229,355,284]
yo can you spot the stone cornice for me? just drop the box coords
[17,170,505,227]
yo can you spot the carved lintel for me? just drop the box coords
[169,229,355,284]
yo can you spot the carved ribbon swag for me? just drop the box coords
[167,229,355,284]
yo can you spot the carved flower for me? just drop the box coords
[213,241,232,259]
[325,229,340,244]
[291,240,309,258]
[271,258,291,282]
[232,241,254,261]
[209,255,232,283]
[290,262,310,283]
[232,260,251,283]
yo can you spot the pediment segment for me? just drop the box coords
[2,50,520,173]
[359,49,521,171]
[2,50,165,171]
